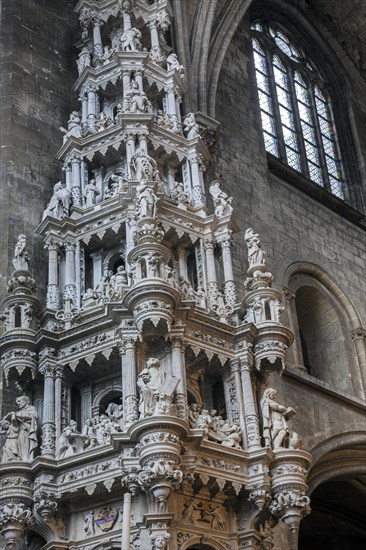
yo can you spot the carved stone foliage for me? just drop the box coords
[33,491,58,520]
[0,502,33,546]
[269,489,311,531]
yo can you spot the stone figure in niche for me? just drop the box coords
[106,402,124,430]
[120,27,142,51]
[76,46,91,75]
[195,286,207,309]
[101,45,114,64]
[209,180,233,218]
[135,180,159,219]
[108,172,127,195]
[188,403,199,428]
[0,395,38,463]
[138,358,179,418]
[170,180,189,205]
[149,45,164,64]
[183,112,200,139]
[131,147,159,181]
[94,275,109,299]
[81,288,97,308]
[96,111,114,131]
[56,420,86,459]
[166,52,184,78]
[155,110,173,130]
[189,406,241,448]
[82,419,98,449]
[42,182,71,220]
[260,388,297,449]
[245,228,266,267]
[12,234,29,271]
[60,111,82,143]
[112,266,128,297]
[83,178,100,207]
[179,276,195,301]
[124,81,149,114]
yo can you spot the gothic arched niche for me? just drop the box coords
[295,284,352,393]
[298,478,366,549]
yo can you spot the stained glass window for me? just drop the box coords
[251,23,345,199]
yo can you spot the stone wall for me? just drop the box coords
[0,0,78,302]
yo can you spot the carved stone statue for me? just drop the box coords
[135,181,159,219]
[12,234,29,271]
[76,46,91,75]
[166,52,184,78]
[183,113,200,139]
[130,147,159,182]
[112,266,128,297]
[124,81,149,114]
[56,420,86,459]
[155,110,173,130]
[138,358,165,418]
[0,395,38,463]
[245,228,266,267]
[170,180,189,206]
[260,388,297,449]
[81,288,97,308]
[83,179,100,207]
[101,45,114,64]
[60,111,82,143]
[42,182,71,220]
[151,533,170,550]
[120,28,142,51]
[209,180,233,218]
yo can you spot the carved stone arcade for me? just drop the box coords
[0,1,311,549]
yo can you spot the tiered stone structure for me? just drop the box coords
[0,1,312,549]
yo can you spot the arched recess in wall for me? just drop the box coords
[206,0,365,210]
[298,432,366,549]
[284,262,366,398]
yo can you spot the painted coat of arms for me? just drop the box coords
[94,507,119,532]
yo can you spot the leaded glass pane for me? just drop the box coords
[301,122,316,144]
[255,70,270,93]
[263,132,279,156]
[279,105,293,127]
[329,176,344,198]
[283,128,298,150]
[322,136,335,156]
[308,162,324,185]
[260,112,277,135]
[286,147,301,171]
[297,102,312,123]
[304,141,320,165]
[276,85,291,107]
[253,51,267,75]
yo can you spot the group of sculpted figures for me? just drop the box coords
[82,266,128,308]
[57,403,124,459]
[188,404,241,448]
[0,388,297,463]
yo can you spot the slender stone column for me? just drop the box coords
[149,21,159,48]
[230,360,247,449]
[351,328,366,396]
[190,155,205,206]
[41,365,56,457]
[92,18,103,57]
[240,358,261,450]
[135,69,144,90]
[64,161,72,191]
[122,69,131,99]
[71,155,82,207]
[121,492,132,550]
[171,337,187,419]
[87,85,97,130]
[220,237,237,306]
[54,366,63,447]
[80,91,88,130]
[204,239,218,309]
[177,247,187,279]
[121,340,139,425]
[46,240,61,310]
[126,132,136,170]
[283,287,304,369]
[64,241,77,305]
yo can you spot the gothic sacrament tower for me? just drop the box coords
[0,1,311,549]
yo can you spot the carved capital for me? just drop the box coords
[34,491,58,520]
[269,488,311,531]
